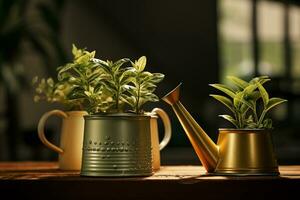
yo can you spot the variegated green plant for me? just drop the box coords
[56,44,115,113]
[33,45,164,114]
[32,77,75,108]
[33,44,108,112]
[91,57,132,112]
[210,76,287,129]
[121,56,164,114]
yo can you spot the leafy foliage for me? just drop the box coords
[56,44,113,113]
[33,45,164,114]
[32,77,76,109]
[210,76,287,129]
[92,57,131,112]
[121,56,164,113]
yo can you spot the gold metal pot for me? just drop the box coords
[215,129,279,175]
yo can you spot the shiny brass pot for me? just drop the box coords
[80,113,153,177]
[215,129,279,175]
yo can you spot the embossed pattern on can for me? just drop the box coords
[81,114,153,177]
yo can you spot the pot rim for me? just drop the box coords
[219,128,268,130]
[218,128,271,133]
[66,110,88,116]
[84,112,151,119]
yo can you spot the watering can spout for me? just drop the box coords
[162,83,219,173]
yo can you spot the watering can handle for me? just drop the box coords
[37,110,67,154]
[151,108,172,151]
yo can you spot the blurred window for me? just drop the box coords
[218,0,253,83]
[218,0,300,127]
[290,6,300,79]
[219,0,300,81]
[258,1,284,76]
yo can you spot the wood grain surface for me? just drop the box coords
[0,162,299,200]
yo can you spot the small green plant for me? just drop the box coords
[123,56,164,114]
[33,45,164,114]
[92,57,131,112]
[210,76,287,129]
[56,44,112,113]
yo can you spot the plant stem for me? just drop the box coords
[136,82,141,114]
[258,110,267,127]
[235,111,242,128]
[253,105,259,123]
[116,84,120,111]
[234,112,239,128]
[238,113,242,128]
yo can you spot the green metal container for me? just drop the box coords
[80,113,153,177]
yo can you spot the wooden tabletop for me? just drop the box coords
[0,162,300,199]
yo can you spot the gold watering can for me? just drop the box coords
[162,84,279,175]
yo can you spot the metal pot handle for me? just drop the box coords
[37,110,67,154]
[151,108,172,151]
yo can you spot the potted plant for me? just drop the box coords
[162,76,286,175]
[208,76,287,175]
[56,50,165,176]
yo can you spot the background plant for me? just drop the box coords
[32,77,71,106]
[210,76,287,129]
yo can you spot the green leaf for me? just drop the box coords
[263,118,273,129]
[143,93,159,102]
[227,76,249,89]
[250,76,270,85]
[256,82,269,107]
[121,95,136,108]
[233,92,243,108]
[210,94,235,113]
[243,84,257,95]
[247,91,260,101]
[72,44,78,57]
[209,84,236,98]
[265,97,287,112]
[87,72,101,83]
[241,103,250,113]
[120,70,135,84]
[124,85,137,96]
[136,56,147,71]
[232,91,253,112]
[150,73,164,83]
[57,63,75,80]
[76,54,91,64]
[112,58,130,71]
[219,115,238,128]
[92,58,109,67]
[245,115,258,129]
